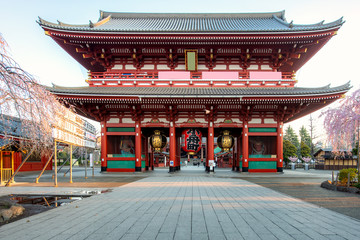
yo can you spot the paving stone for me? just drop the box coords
[191,232,209,240]
[156,232,174,240]
[1,174,360,240]
[121,233,141,240]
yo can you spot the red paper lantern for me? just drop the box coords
[181,129,202,155]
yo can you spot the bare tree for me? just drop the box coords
[308,114,318,158]
[0,34,64,151]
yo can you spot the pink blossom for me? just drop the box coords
[289,156,298,163]
[321,89,360,151]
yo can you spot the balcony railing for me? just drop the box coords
[87,71,296,88]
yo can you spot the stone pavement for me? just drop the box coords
[0,170,359,240]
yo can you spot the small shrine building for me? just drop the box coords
[38,11,350,173]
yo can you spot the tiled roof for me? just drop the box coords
[38,11,344,33]
[47,82,351,98]
[0,114,23,138]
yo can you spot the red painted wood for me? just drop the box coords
[176,123,207,128]
[13,153,52,172]
[277,122,284,169]
[242,123,249,169]
[101,120,108,169]
[145,136,149,169]
[236,137,241,168]
[207,121,214,166]
[106,132,136,136]
[106,123,136,127]
[214,123,242,128]
[169,121,176,167]
[135,120,142,169]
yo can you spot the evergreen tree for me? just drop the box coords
[284,125,300,149]
[283,140,297,164]
[299,126,311,148]
[300,141,311,158]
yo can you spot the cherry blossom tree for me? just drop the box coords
[322,89,360,149]
[0,34,64,151]
[322,89,360,171]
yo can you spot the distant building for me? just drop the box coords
[0,114,51,184]
[314,148,357,170]
[0,113,96,184]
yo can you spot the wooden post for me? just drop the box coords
[176,136,181,170]
[70,144,73,183]
[36,152,54,183]
[201,143,204,163]
[242,122,249,172]
[100,120,107,172]
[277,121,284,172]
[207,121,214,172]
[145,137,149,171]
[85,147,88,179]
[1,151,3,184]
[54,141,58,187]
[169,121,176,172]
[237,137,241,171]
[11,151,14,179]
[135,120,142,172]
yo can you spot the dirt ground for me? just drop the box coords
[0,195,52,227]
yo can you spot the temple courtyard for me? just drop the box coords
[0,168,359,240]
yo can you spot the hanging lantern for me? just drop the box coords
[181,129,202,155]
[150,130,167,152]
[217,130,234,152]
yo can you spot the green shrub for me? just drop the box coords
[339,168,358,184]
[354,182,360,189]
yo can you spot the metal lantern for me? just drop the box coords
[217,130,234,152]
[150,130,167,152]
[181,129,202,155]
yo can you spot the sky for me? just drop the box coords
[1,0,359,142]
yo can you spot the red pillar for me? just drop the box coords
[100,120,107,172]
[242,122,249,172]
[169,121,176,172]
[145,137,149,171]
[176,136,181,170]
[277,121,284,172]
[135,120,142,172]
[236,137,241,171]
[207,121,214,172]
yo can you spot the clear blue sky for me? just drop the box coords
[1,0,359,137]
